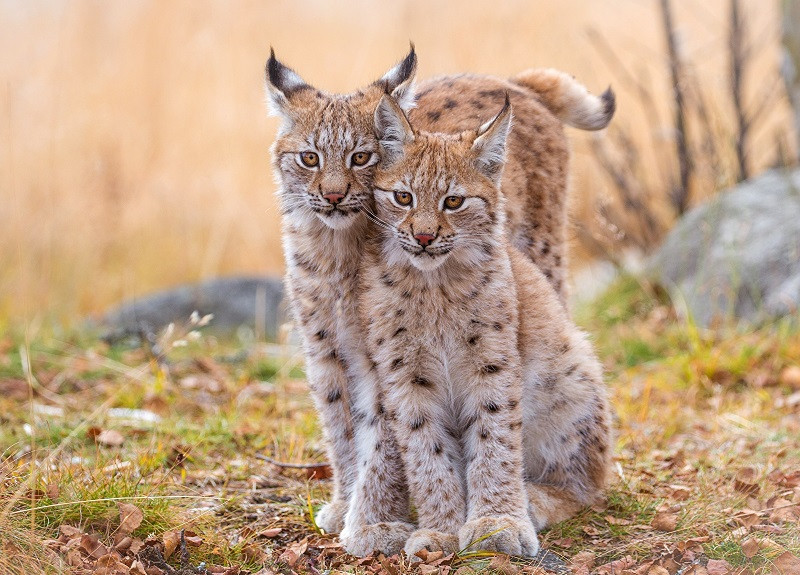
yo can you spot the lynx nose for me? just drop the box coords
[414,233,436,247]
[323,192,345,205]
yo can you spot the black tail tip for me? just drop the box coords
[601,86,616,120]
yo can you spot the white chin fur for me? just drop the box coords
[316,211,359,230]
[408,253,448,271]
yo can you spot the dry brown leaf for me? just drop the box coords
[95,553,128,575]
[163,531,180,559]
[66,548,83,567]
[118,502,143,535]
[733,509,762,528]
[551,537,574,548]
[669,485,692,501]
[595,556,636,575]
[487,554,519,575]
[79,534,108,559]
[768,498,800,523]
[651,512,679,532]
[46,482,60,500]
[242,544,267,562]
[772,551,800,575]
[706,559,733,575]
[741,537,760,558]
[569,550,596,570]
[59,524,83,540]
[306,465,332,480]
[130,560,148,575]
[183,530,203,547]
[647,566,671,575]
[605,515,633,525]
[114,536,132,551]
[260,528,282,538]
[735,468,760,496]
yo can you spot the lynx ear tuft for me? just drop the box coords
[472,94,512,183]
[376,44,418,112]
[375,94,415,164]
[265,48,311,117]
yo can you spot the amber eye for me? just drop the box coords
[443,196,465,210]
[351,152,371,167]
[394,191,413,206]
[300,151,319,167]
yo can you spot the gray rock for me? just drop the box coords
[100,276,287,341]
[648,168,800,327]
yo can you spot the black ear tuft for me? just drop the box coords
[376,44,418,111]
[264,48,311,117]
[266,47,281,88]
[392,43,416,90]
[265,48,309,95]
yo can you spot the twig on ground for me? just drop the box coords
[255,453,331,469]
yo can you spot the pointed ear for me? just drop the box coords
[264,48,310,117]
[472,94,512,183]
[375,94,414,164]
[375,44,417,112]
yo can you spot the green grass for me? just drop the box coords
[1,278,799,573]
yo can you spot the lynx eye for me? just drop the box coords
[394,191,413,206]
[351,152,371,167]
[443,196,465,210]
[300,151,319,168]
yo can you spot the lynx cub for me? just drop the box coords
[264,45,614,546]
[346,95,612,557]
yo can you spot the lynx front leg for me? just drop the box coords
[458,352,539,557]
[380,355,466,558]
[303,350,358,534]
[340,360,413,557]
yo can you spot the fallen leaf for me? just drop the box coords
[605,515,633,525]
[569,550,596,570]
[487,554,519,575]
[668,485,692,501]
[706,559,732,575]
[651,512,679,532]
[734,467,760,496]
[595,556,636,575]
[768,498,800,523]
[59,524,83,540]
[772,551,800,575]
[741,537,760,558]
[79,533,108,559]
[260,528,282,538]
[163,531,180,559]
[183,530,203,547]
[118,502,143,535]
[551,537,574,548]
[306,465,332,480]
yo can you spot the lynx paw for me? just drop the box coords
[404,528,460,560]
[315,500,348,534]
[458,514,539,557]
[340,521,415,557]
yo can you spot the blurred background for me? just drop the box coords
[1,0,796,330]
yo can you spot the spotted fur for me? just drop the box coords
[265,47,614,554]
[348,95,612,558]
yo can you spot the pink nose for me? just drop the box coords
[323,193,345,205]
[414,233,436,247]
